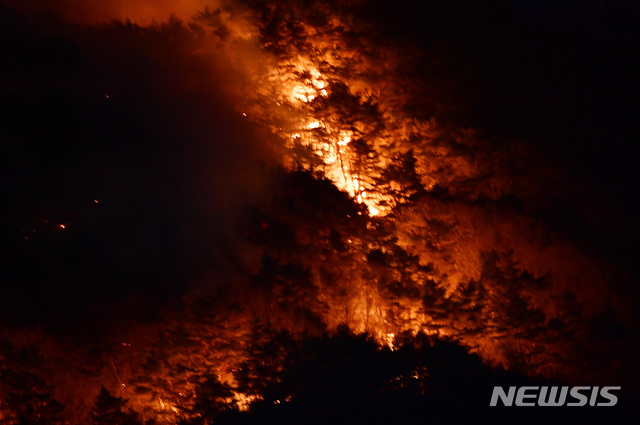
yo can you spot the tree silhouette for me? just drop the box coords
[378,150,426,205]
[90,388,143,425]
[235,326,297,404]
[179,374,235,425]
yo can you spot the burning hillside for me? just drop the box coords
[1,0,638,424]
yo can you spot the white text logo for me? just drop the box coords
[490,386,620,407]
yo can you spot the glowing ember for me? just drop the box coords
[385,333,395,350]
[337,131,351,146]
[233,393,259,412]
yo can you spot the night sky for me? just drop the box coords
[1,0,639,423]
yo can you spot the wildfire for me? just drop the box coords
[233,392,259,412]
[214,1,592,377]
[278,70,389,216]
[1,2,614,424]
[385,333,395,350]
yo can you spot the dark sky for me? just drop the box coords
[0,4,275,331]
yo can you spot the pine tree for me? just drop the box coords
[186,374,235,424]
[90,387,143,425]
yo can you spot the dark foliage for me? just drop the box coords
[0,341,65,425]
[90,388,144,425]
[220,329,634,425]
